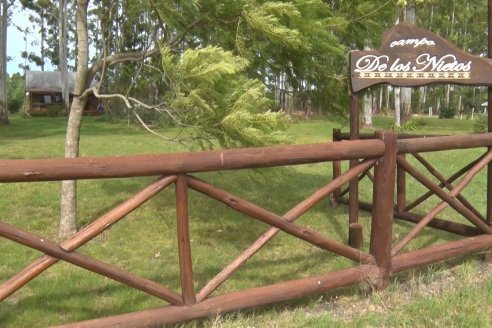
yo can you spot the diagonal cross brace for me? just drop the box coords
[195,159,377,301]
[0,222,183,305]
[187,176,373,264]
[0,176,177,302]
[393,150,492,255]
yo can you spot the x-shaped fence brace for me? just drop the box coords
[392,149,492,255]
[344,149,492,257]
[0,159,377,307]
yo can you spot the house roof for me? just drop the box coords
[25,71,98,93]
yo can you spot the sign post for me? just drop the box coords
[487,0,492,247]
[349,21,492,251]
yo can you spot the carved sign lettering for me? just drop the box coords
[350,23,492,93]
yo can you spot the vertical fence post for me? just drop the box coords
[487,0,492,226]
[487,0,492,262]
[396,153,406,213]
[332,128,342,206]
[349,95,361,247]
[370,131,397,289]
[176,175,196,305]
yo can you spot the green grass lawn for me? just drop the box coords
[0,115,491,327]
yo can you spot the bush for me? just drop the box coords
[439,106,456,119]
[473,114,488,133]
[391,120,420,132]
[29,105,66,117]
[7,73,25,113]
[8,96,24,113]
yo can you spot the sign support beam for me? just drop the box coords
[487,0,492,227]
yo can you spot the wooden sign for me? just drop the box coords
[350,22,492,93]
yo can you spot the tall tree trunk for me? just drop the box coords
[419,86,426,114]
[40,16,45,71]
[378,87,383,114]
[458,93,462,118]
[362,44,373,126]
[59,0,69,112]
[60,0,90,238]
[0,0,9,125]
[394,87,401,127]
[445,85,451,107]
[400,1,416,124]
[384,85,390,113]
[363,90,373,128]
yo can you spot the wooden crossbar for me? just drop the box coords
[397,154,492,234]
[403,154,486,212]
[392,150,492,255]
[187,176,373,264]
[412,153,485,221]
[0,176,176,301]
[0,222,183,305]
[196,159,377,301]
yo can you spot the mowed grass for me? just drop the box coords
[0,115,491,327]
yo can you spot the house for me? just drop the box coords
[24,71,100,116]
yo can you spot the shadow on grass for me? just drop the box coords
[0,116,143,142]
[0,281,163,326]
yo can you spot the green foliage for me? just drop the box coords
[473,114,488,133]
[439,106,456,119]
[238,2,303,55]
[161,46,291,148]
[7,73,24,113]
[391,120,420,132]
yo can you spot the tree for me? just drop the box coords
[59,0,69,111]
[0,0,13,125]
[23,0,65,69]
[159,46,290,148]
[399,1,416,124]
[416,0,487,118]
[7,73,24,112]
[60,0,90,237]
[59,0,301,237]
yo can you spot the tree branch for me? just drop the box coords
[87,47,161,85]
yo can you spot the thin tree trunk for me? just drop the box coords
[362,43,373,126]
[60,0,90,238]
[378,87,383,114]
[400,1,416,124]
[363,91,373,127]
[59,0,69,112]
[0,0,9,125]
[395,87,401,127]
[384,85,390,113]
[419,86,426,114]
[445,85,451,107]
[40,16,45,71]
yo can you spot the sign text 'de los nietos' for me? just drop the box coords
[350,22,492,93]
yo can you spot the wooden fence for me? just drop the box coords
[1,131,492,327]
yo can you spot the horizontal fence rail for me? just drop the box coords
[0,140,385,182]
[397,132,492,154]
[333,130,492,154]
